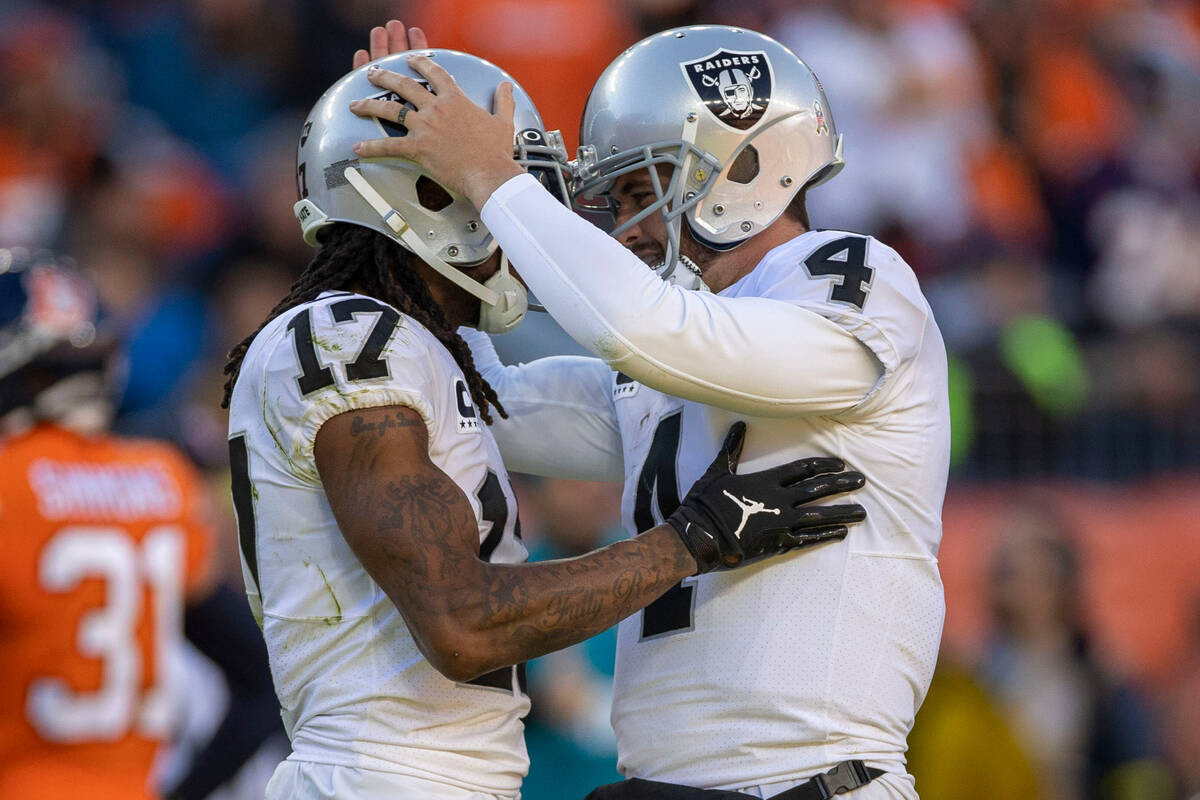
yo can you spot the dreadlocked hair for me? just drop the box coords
[221,223,506,424]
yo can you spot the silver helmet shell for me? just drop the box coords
[294,49,569,332]
[574,26,843,281]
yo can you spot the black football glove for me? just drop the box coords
[667,422,867,574]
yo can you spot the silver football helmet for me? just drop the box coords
[574,26,844,286]
[294,49,570,333]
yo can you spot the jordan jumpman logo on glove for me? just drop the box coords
[666,422,867,573]
[722,490,781,536]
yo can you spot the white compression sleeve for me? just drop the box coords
[480,174,882,418]
[461,328,624,481]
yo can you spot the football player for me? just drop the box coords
[0,250,277,799]
[350,24,951,800]
[223,48,870,800]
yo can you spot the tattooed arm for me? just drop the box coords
[314,403,694,682]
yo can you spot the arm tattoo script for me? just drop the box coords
[349,410,423,437]
[476,534,695,665]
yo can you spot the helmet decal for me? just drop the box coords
[370,82,430,138]
[681,49,773,131]
[814,100,829,135]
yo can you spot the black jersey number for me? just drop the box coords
[287,299,400,396]
[330,298,401,382]
[803,235,873,310]
[228,434,260,595]
[467,470,527,693]
[635,412,696,639]
[477,469,522,562]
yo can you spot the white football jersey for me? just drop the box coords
[467,221,949,792]
[607,231,948,788]
[227,291,529,796]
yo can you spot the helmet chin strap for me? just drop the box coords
[658,253,710,292]
[343,167,527,333]
[477,253,528,333]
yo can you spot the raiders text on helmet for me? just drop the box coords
[294,50,570,334]
[574,26,844,283]
[681,49,773,131]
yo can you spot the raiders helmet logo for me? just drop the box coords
[373,81,432,137]
[681,49,773,131]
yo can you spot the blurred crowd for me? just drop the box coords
[3,0,1197,472]
[2,0,1199,798]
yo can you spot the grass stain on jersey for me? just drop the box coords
[293,388,356,478]
[311,334,341,352]
[592,330,624,361]
[313,562,343,624]
[260,386,290,466]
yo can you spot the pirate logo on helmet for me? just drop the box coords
[681,49,773,131]
[372,81,433,138]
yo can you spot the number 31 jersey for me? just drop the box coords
[226,291,529,796]
[0,425,213,800]
[609,231,951,790]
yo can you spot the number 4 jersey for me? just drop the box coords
[469,219,951,793]
[0,424,213,800]
[226,291,529,796]
[607,230,950,791]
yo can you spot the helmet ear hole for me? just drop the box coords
[805,159,843,190]
[416,175,454,211]
[727,145,759,185]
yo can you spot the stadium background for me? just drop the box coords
[2,0,1198,797]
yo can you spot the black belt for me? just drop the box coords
[583,761,885,800]
[770,760,885,800]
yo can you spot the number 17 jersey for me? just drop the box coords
[227,291,529,796]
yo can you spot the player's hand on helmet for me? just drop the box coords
[349,56,524,207]
[667,422,866,574]
[352,20,428,69]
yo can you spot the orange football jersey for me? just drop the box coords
[0,424,213,800]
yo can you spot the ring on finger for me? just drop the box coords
[396,105,409,127]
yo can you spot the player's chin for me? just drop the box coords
[632,248,664,269]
